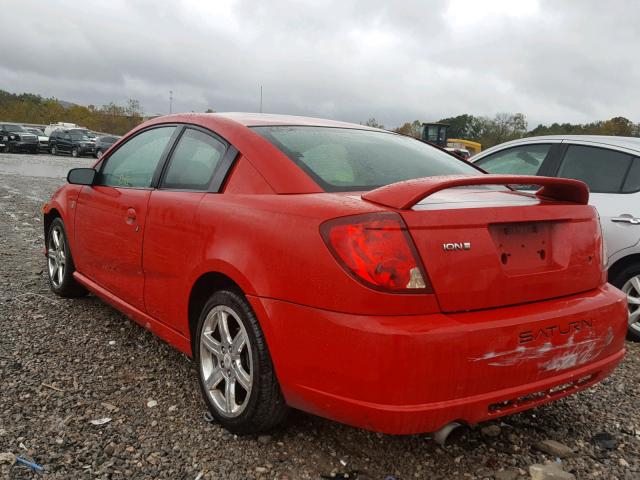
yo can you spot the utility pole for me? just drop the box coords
[259,85,263,113]
[169,90,173,114]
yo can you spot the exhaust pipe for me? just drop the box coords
[433,421,464,446]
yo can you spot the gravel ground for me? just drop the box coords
[1,152,640,479]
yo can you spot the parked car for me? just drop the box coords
[43,113,626,435]
[471,135,640,339]
[0,123,39,153]
[48,128,96,157]
[93,135,120,158]
[22,126,49,151]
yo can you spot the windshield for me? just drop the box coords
[252,126,481,192]
[4,124,25,132]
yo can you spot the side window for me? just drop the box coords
[557,145,632,193]
[161,128,226,190]
[99,126,175,188]
[623,158,640,193]
[475,144,551,176]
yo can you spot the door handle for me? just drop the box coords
[126,208,137,224]
[611,216,640,225]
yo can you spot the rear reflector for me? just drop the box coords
[320,213,432,292]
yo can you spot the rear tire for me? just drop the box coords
[195,290,288,434]
[611,263,640,341]
[96,149,103,159]
[71,147,78,158]
[47,218,88,298]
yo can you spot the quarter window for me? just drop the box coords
[99,127,175,188]
[161,129,226,190]
[623,158,640,193]
[475,144,551,176]
[557,145,632,193]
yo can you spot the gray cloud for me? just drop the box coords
[1,0,638,128]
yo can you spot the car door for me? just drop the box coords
[60,132,72,153]
[552,143,640,259]
[143,126,235,333]
[73,125,177,310]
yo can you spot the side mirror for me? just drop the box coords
[67,168,97,185]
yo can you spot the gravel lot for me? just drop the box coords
[1,152,640,479]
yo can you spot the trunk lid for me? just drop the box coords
[363,175,605,312]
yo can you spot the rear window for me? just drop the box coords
[623,158,640,193]
[557,145,631,193]
[252,126,479,191]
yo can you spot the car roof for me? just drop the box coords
[174,112,385,131]
[485,135,640,153]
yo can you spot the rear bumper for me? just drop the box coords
[249,284,627,434]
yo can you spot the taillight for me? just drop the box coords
[320,212,432,292]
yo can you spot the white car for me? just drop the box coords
[471,135,640,339]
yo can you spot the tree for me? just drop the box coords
[476,112,528,147]
[393,120,421,138]
[602,116,633,136]
[436,114,483,139]
[363,117,384,129]
[205,108,215,113]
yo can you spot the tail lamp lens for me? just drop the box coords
[320,213,431,292]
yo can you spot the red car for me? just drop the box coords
[43,113,628,435]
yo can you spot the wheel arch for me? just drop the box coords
[187,266,257,355]
[43,207,62,242]
[608,253,640,286]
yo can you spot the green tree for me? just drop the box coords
[363,117,384,129]
[436,114,483,139]
[393,120,421,138]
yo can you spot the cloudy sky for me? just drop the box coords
[1,0,638,128]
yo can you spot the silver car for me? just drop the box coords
[471,135,640,339]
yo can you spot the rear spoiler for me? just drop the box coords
[362,175,589,210]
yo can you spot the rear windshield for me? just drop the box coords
[252,126,480,191]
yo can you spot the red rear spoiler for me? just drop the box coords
[362,175,589,210]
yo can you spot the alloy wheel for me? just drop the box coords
[47,226,66,288]
[199,305,253,417]
[623,274,640,333]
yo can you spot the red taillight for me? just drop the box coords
[320,213,432,292]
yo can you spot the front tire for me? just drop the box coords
[611,264,640,341]
[47,218,87,297]
[71,147,78,158]
[96,149,103,159]
[195,290,288,434]
[50,145,57,155]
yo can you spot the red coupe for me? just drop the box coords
[43,113,627,435]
